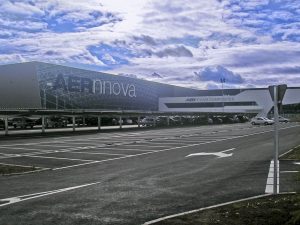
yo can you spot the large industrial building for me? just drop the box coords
[0,61,300,117]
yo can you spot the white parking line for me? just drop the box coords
[27,155,97,162]
[0,146,42,151]
[265,160,279,194]
[70,152,129,156]
[123,144,170,148]
[37,144,73,148]
[90,147,156,152]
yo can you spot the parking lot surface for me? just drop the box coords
[0,123,300,225]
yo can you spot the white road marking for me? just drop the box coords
[0,146,42,151]
[265,160,280,194]
[0,181,103,207]
[37,144,73,148]
[126,144,170,148]
[52,161,101,170]
[70,152,129,156]
[91,147,156,152]
[280,171,299,173]
[186,148,236,158]
[27,155,97,162]
[294,162,300,165]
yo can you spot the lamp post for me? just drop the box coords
[43,89,46,109]
[220,78,226,112]
[43,82,53,109]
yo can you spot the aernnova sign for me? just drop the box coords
[53,74,136,98]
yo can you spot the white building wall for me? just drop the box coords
[159,88,300,117]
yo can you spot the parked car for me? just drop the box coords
[211,116,223,124]
[271,116,290,123]
[140,117,156,127]
[251,117,274,125]
[46,117,68,128]
[11,117,35,129]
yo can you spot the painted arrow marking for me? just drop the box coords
[186,148,236,158]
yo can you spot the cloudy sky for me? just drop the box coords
[1,0,300,90]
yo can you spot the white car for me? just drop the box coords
[140,117,155,126]
[271,116,290,123]
[251,117,274,125]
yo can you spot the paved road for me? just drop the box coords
[0,123,300,225]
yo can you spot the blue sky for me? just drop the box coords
[1,0,300,90]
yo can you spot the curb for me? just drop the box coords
[143,194,275,225]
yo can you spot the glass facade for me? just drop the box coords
[36,63,201,111]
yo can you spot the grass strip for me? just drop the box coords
[281,146,300,160]
[155,194,300,225]
[0,164,37,175]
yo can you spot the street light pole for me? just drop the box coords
[220,78,225,112]
[273,86,279,194]
[43,89,46,109]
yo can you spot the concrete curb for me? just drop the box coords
[142,193,298,225]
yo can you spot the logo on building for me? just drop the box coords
[53,74,136,98]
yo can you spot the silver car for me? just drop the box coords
[251,117,274,125]
[271,116,290,123]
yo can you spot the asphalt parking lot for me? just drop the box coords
[0,122,300,225]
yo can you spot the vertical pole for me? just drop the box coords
[138,116,141,128]
[4,116,8,136]
[98,116,101,131]
[56,95,58,109]
[83,117,86,127]
[72,116,76,132]
[43,89,46,109]
[222,83,224,113]
[273,86,279,194]
[153,116,156,127]
[119,116,122,129]
[167,116,170,126]
[42,115,45,133]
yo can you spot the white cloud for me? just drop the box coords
[1,0,300,90]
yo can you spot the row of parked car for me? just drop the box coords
[139,115,250,127]
[0,116,138,129]
[0,114,288,130]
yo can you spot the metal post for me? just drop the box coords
[273,86,279,194]
[167,116,170,126]
[56,95,58,109]
[43,89,46,109]
[221,78,225,113]
[42,116,45,133]
[98,116,101,131]
[72,116,76,132]
[153,116,156,127]
[138,116,141,128]
[83,117,86,127]
[4,116,8,136]
[119,116,122,129]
